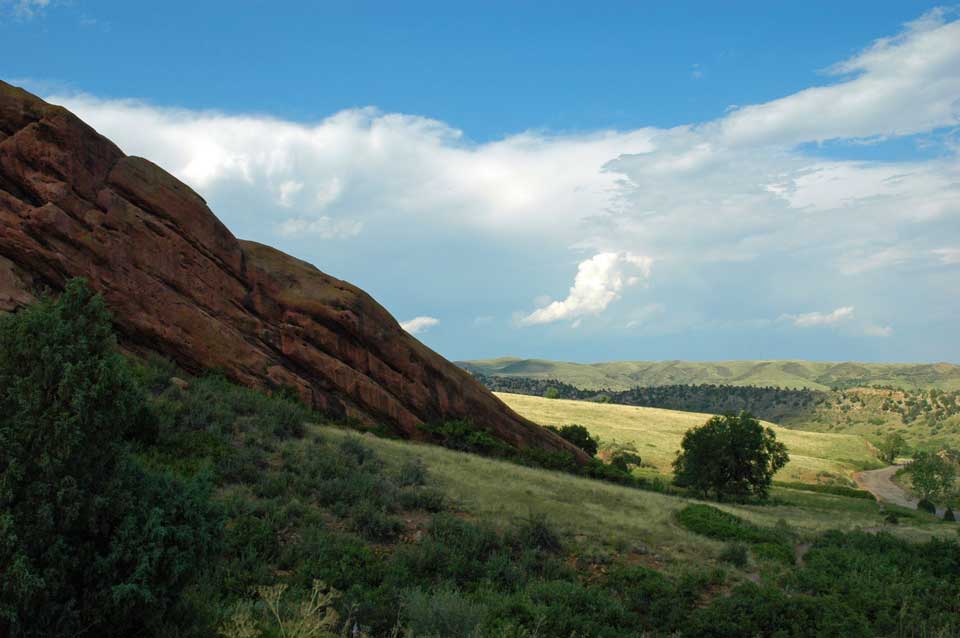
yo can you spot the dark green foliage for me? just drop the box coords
[419,419,513,456]
[917,498,937,514]
[0,280,221,637]
[753,542,796,565]
[509,512,563,554]
[945,507,956,522]
[909,451,956,502]
[775,481,875,500]
[402,587,485,638]
[685,583,871,638]
[673,412,789,500]
[475,374,825,422]
[793,531,960,636]
[676,504,788,546]
[877,431,908,464]
[719,543,749,567]
[544,423,599,456]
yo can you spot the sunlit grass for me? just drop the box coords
[495,393,882,483]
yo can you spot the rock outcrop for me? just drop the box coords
[0,81,586,460]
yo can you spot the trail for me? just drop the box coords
[854,465,945,518]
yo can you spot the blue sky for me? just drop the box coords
[2,1,959,364]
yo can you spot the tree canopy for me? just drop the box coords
[672,412,789,500]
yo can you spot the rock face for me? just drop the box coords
[0,81,586,461]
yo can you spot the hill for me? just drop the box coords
[459,357,960,391]
[0,80,580,459]
[495,392,882,484]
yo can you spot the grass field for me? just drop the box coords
[460,357,960,391]
[316,426,950,571]
[495,392,883,484]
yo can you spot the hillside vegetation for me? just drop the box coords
[495,393,881,485]
[477,375,960,452]
[460,357,960,391]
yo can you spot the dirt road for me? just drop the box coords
[854,465,944,518]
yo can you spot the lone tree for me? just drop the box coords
[673,412,789,501]
[0,279,221,637]
[909,451,956,506]
[877,432,908,464]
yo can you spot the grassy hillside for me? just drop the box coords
[317,426,945,558]
[496,393,882,484]
[460,357,960,391]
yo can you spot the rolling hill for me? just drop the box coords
[495,392,882,484]
[459,357,960,391]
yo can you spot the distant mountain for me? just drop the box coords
[457,358,960,391]
[0,80,584,461]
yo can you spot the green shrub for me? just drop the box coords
[544,424,599,457]
[398,486,446,512]
[402,587,486,638]
[676,504,786,545]
[0,280,221,637]
[774,481,875,500]
[753,542,795,565]
[397,457,428,487]
[918,498,937,514]
[509,512,563,554]
[350,502,403,542]
[419,420,512,456]
[944,508,956,522]
[719,543,749,567]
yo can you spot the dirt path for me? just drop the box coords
[854,465,944,518]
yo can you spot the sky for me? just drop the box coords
[2,1,959,364]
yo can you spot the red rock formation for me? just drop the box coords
[0,80,587,461]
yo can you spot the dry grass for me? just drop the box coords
[313,426,950,573]
[495,392,882,483]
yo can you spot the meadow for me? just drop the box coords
[495,392,882,484]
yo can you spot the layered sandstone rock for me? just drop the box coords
[0,81,586,460]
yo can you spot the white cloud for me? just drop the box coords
[3,0,51,17]
[933,248,960,264]
[400,316,439,334]
[865,324,894,337]
[781,306,855,327]
[28,9,960,353]
[717,9,960,146]
[275,216,362,239]
[521,252,653,325]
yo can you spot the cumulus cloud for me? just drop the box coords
[781,307,855,327]
[400,316,439,334]
[521,252,652,325]
[30,9,960,354]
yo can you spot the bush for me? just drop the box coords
[944,508,956,522]
[510,513,563,554]
[420,420,512,456]
[676,505,786,545]
[402,587,486,638]
[753,542,795,565]
[0,280,221,637]
[397,458,428,487]
[719,543,749,568]
[398,486,446,512]
[918,498,937,514]
[544,424,599,457]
